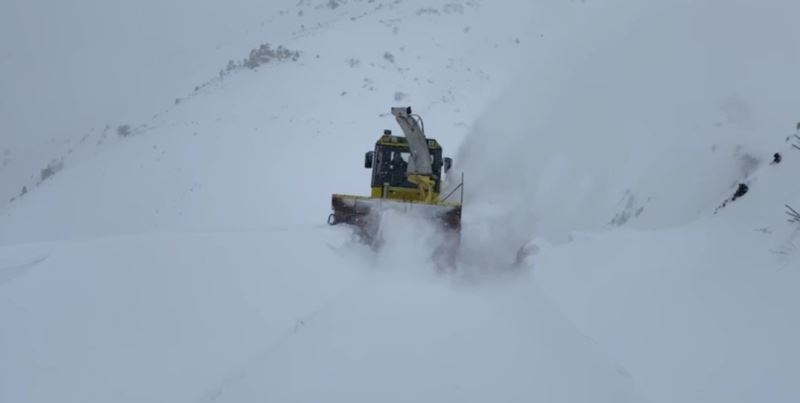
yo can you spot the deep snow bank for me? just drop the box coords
[207,274,645,403]
[0,227,368,403]
[534,193,800,403]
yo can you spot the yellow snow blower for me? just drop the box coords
[328,107,463,265]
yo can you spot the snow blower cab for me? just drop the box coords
[328,107,463,265]
[365,132,448,201]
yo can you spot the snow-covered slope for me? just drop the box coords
[0,0,296,207]
[534,153,800,403]
[2,1,800,402]
[0,0,533,236]
[456,0,800,243]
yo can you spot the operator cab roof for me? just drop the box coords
[377,130,442,150]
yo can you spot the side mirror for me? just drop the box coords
[365,151,374,169]
[444,157,453,173]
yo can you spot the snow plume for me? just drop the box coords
[370,209,442,276]
[453,0,800,263]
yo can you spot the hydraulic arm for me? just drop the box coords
[391,107,437,202]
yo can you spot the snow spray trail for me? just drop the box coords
[448,0,800,269]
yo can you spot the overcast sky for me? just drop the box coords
[0,0,292,154]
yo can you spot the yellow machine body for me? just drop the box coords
[327,108,463,268]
